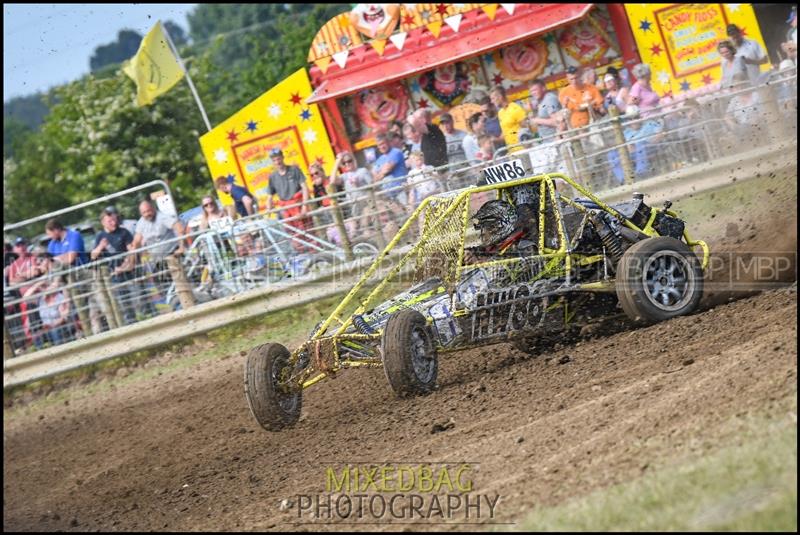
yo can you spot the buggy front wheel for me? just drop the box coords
[244,343,302,431]
[616,237,703,324]
[381,309,438,396]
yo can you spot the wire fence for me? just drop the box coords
[3,71,797,357]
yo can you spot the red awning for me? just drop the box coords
[307,3,593,104]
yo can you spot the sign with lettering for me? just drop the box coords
[482,159,527,184]
[655,4,727,78]
[625,4,767,96]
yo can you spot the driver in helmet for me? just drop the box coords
[466,184,541,263]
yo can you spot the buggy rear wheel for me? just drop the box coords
[244,343,302,431]
[381,309,438,396]
[616,237,703,324]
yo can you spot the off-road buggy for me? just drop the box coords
[244,168,709,431]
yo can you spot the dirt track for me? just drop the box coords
[4,177,798,531]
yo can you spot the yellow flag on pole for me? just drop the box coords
[123,21,184,106]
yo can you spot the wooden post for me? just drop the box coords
[367,187,388,250]
[67,271,91,337]
[757,82,787,143]
[97,265,121,329]
[166,255,196,309]
[3,320,15,361]
[608,105,635,185]
[326,185,353,261]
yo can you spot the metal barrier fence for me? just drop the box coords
[3,71,796,358]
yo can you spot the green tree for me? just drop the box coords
[89,29,143,72]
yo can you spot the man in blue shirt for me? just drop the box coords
[215,176,258,217]
[372,133,408,205]
[45,219,88,267]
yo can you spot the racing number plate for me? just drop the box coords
[482,159,527,184]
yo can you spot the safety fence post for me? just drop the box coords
[608,105,635,185]
[166,255,196,309]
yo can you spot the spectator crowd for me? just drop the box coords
[4,9,796,355]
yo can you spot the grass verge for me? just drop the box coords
[513,406,798,531]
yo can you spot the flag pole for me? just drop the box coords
[160,22,213,132]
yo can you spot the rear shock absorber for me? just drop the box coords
[591,212,624,264]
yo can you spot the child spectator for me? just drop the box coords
[405,151,440,207]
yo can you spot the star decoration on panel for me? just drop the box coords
[315,156,326,167]
[268,103,282,118]
[639,18,653,32]
[303,128,318,144]
[226,129,239,143]
[492,74,504,86]
[289,92,303,106]
[402,13,415,26]
[245,120,258,132]
[435,4,449,16]
[727,4,741,14]
[300,109,312,121]
[701,74,713,86]
[680,80,691,92]
[657,70,670,85]
[649,43,663,57]
[213,148,228,164]
[416,98,429,108]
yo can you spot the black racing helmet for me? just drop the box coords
[472,200,517,247]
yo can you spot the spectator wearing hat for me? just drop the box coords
[92,207,137,325]
[265,148,311,233]
[787,7,797,46]
[559,66,604,129]
[214,176,258,218]
[489,85,528,150]
[726,24,767,83]
[438,112,468,164]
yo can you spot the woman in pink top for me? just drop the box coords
[629,63,661,118]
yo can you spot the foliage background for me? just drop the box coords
[3,4,350,230]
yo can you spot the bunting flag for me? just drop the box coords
[122,21,184,107]
[371,39,388,56]
[314,56,332,74]
[444,13,463,33]
[332,50,349,69]
[198,69,335,213]
[482,4,499,20]
[389,31,408,51]
[500,4,516,16]
[426,20,443,38]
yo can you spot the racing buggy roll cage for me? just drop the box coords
[244,172,709,431]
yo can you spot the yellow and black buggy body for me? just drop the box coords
[245,170,710,431]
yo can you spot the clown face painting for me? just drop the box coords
[494,38,550,81]
[354,82,410,134]
[419,62,471,108]
[350,4,401,40]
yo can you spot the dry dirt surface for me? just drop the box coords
[4,174,798,531]
[3,278,797,531]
